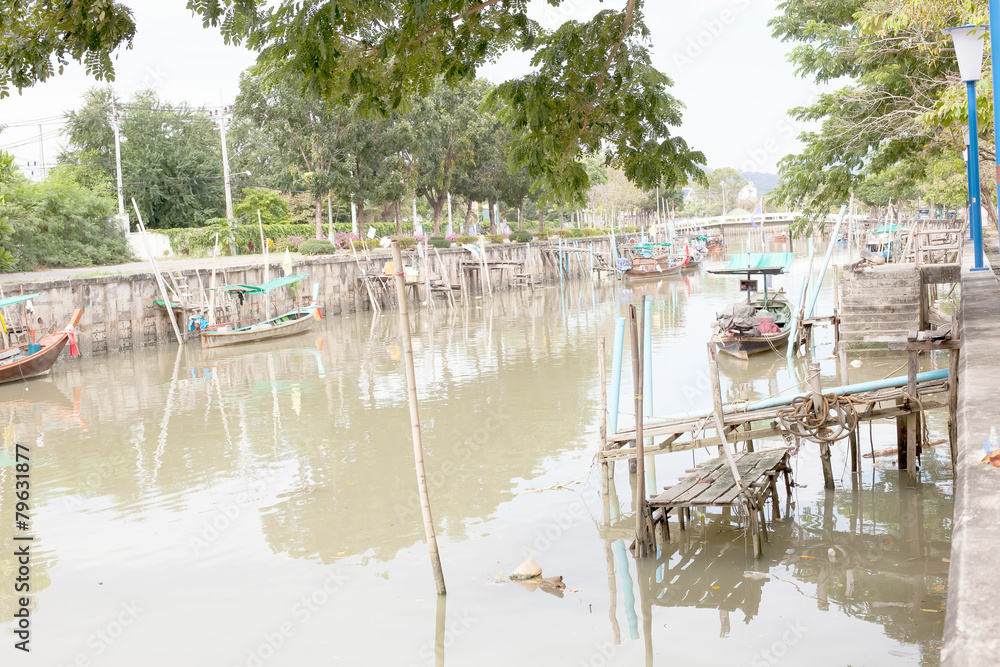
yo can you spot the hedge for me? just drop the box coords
[299,239,336,255]
[508,230,532,243]
[160,221,427,255]
[427,236,451,249]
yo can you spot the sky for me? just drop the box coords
[0,0,821,181]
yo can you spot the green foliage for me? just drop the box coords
[0,1,136,98]
[396,238,418,250]
[427,236,451,249]
[569,228,584,238]
[1,166,132,271]
[350,239,374,250]
[0,152,16,270]
[485,234,506,244]
[454,236,479,245]
[61,87,225,229]
[299,239,336,255]
[508,230,533,243]
[768,0,968,229]
[235,189,292,226]
[534,231,549,241]
[581,228,600,237]
[549,229,573,238]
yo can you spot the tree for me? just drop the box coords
[405,78,490,235]
[0,0,136,98]
[189,0,705,208]
[234,188,291,227]
[61,87,225,228]
[232,67,351,238]
[1,165,132,271]
[767,0,975,230]
[0,152,16,269]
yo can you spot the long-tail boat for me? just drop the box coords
[709,253,794,359]
[0,301,82,384]
[199,275,319,349]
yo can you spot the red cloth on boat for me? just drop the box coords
[755,316,780,334]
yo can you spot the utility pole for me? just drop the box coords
[37,125,46,180]
[110,105,125,215]
[211,107,235,219]
[211,106,235,253]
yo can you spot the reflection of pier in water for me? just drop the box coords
[600,473,950,665]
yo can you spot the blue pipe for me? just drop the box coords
[613,539,640,640]
[968,80,986,270]
[806,205,847,319]
[608,317,626,436]
[642,369,949,425]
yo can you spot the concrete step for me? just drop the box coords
[841,311,920,324]
[841,296,920,307]
[842,279,921,291]
[841,305,920,316]
[839,322,917,335]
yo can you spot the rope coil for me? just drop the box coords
[776,392,863,444]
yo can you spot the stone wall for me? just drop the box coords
[2,238,616,357]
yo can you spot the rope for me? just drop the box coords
[776,392,864,444]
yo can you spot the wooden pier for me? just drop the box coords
[598,302,959,559]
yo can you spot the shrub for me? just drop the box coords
[299,239,336,255]
[623,226,640,233]
[350,239,375,251]
[445,232,459,243]
[549,229,573,238]
[570,228,584,237]
[582,228,600,237]
[485,234,506,244]
[395,237,418,250]
[427,236,451,249]
[508,230,533,243]
[333,231,360,249]
[280,235,305,251]
[455,235,479,245]
[534,231,549,241]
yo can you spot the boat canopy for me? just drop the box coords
[0,293,42,308]
[709,252,794,275]
[210,274,308,295]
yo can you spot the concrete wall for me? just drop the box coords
[2,237,615,357]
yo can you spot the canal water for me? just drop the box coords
[0,244,953,666]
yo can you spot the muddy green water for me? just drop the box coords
[0,245,952,666]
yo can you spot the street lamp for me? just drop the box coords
[943,25,988,270]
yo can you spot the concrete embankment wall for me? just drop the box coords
[2,238,613,357]
[942,245,1000,665]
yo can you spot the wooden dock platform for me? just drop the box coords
[649,448,792,556]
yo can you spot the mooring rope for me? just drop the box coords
[775,392,865,444]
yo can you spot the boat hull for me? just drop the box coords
[200,308,317,349]
[713,328,791,360]
[0,310,82,385]
[624,255,689,281]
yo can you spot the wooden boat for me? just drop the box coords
[624,253,689,281]
[199,274,319,349]
[0,308,83,384]
[200,308,318,349]
[712,299,792,359]
[708,253,794,359]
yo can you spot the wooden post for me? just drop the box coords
[907,348,919,475]
[423,242,432,308]
[839,345,859,473]
[630,304,651,557]
[131,198,184,346]
[810,362,834,490]
[390,241,446,596]
[832,265,840,348]
[707,342,724,455]
[208,233,219,326]
[598,336,609,500]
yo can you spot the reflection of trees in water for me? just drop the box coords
[8,280,615,567]
[604,468,951,665]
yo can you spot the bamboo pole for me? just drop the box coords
[907,349,919,475]
[131,198,184,346]
[208,233,219,326]
[390,241,446,595]
[351,242,380,312]
[629,304,651,558]
[599,336,609,499]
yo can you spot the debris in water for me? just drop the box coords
[510,558,542,581]
[850,359,862,368]
[743,571,769,581]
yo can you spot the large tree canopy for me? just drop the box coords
[0,0,136,98]
[768,0,981,228]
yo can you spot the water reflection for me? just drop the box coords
[600,467,951,666]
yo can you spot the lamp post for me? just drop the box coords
[943,25,988,270]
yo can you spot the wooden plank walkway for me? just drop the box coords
[648,448,792,555]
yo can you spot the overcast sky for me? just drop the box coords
[0,0,820,180]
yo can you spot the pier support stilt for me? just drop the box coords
[907,349,919,475]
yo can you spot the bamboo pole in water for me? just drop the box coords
[208,233,219,326]
[629,304,651,557]
[132,198,184,346]
[598,336,608,499]
[390,241,446,595]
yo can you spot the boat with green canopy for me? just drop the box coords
[708,253,794,359]
[199,274,320,349]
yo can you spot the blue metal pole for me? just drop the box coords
[968,80,986,270]
[965,135,975,241]
[991,7,1000,242]
[607,317,626,437]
